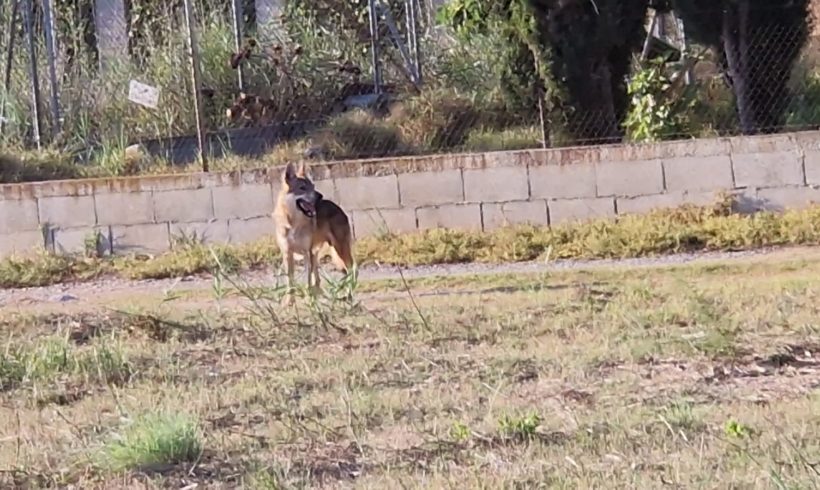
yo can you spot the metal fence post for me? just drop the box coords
[22,0,43,148]
[231,0,246,92]
[42,0,62,137]
[368,0,382,94]
[406,0,422,84]
[183,0,208,172]
[0,0,20,136]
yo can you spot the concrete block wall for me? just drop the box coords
[2,130,820,257]
[0,171,281,256]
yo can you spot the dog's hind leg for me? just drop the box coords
[328,233,354,275]
[328,234,354,301]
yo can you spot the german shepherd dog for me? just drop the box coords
[273,162,354,303]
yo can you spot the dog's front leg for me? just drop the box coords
[310,250,322,295]
[304,251,313,290]
[283,250,295,305]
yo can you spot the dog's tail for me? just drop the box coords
[328,226,354,274]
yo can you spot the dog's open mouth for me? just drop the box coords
[296,198,317,218]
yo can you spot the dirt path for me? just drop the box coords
[0,246,816,314]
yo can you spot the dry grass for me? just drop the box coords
[0,248,818,488]
[193,90,538,169]
[0,99,541,182]
[5,198,820,289]
[0,151,90,183]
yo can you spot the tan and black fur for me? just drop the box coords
[273,162,354,302]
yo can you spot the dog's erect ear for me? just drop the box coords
[283,162,296,184]
[296,161,309,179]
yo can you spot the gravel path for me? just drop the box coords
[0,246,802,310]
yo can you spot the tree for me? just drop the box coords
[672,0,811,134]
[440,0,651,144]
[436,0,541,112]
[527,0,651,143]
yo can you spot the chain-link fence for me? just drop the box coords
[0,1,818,173]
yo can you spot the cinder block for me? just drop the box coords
[596,159,664,197]
[95,192,153,225]
[529,163,596,199]
[0,198,40,233]
[792,131,820,152]
[170,220,230,245]
[463,166,529,202]
[154,188,213,223]
[335,175,399,210]
[617,191,717,215]
[549,198,615,225]
[213,183,273,219]
[732,151,804,188]
[757,186,820,211]
[399,169,463,207]
[663,155,734,192]
[729,133,795,154]
[416,203,482,230]
[38,195,96,228]
[110,223,170,255]
[352,208,416,237]
[52,227,112,255]
[228,217,273,244]
[314,179,336,203]
[482,200,549,230]
[805,150,820,185]
[0,230,46,256]
[654,137,730,159]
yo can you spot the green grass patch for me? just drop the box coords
[97,412,202,472]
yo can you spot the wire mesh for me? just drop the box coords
[0,2,818,171]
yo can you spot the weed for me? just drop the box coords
[661,400,704,432]
[310,110,406,159]
[725,419,755,439]
[463,126,542,152]
[171,230,206,250]
[83,230,105,259]
[246,467,287,489]
[98,412,202,472]
[498,413,541,441]
[450,422,472,442]
[0,251,102,288]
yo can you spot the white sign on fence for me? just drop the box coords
[128,80,160,109]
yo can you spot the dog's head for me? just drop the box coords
[282,162,323,218]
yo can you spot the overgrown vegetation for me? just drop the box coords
[0,152,87,183]
[624,58,697,142]
[1,0,819,177]
[5,198,820,289]
[673,0,812,134]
